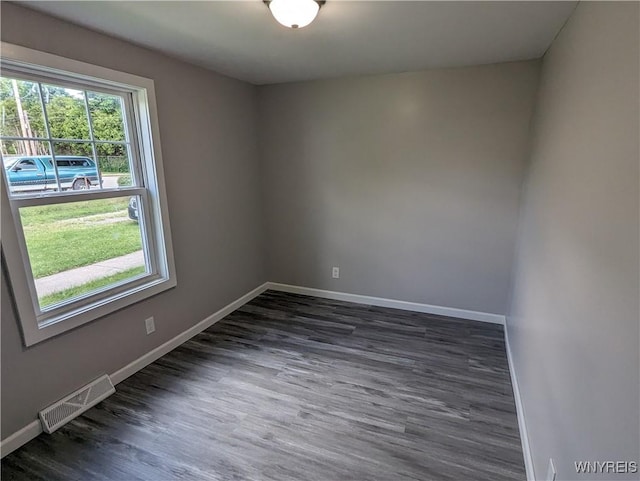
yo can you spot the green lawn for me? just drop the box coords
[21,198,143,278]
[20,198,129,226]
[39,266,146,308]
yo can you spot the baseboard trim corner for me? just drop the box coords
[504,324,536,481]
[1,281,269,459]
[0,420,42,459]
[266,282,506,325]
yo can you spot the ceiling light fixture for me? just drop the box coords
[265,0,325,29]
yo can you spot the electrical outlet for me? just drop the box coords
[332,267,340,279]
[145,317,155,335]
[546,458,556,481]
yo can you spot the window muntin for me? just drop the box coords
[1,43,175,345]
[1,75,137,196]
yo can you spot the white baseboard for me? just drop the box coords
[0,282,269,458]
[504,324,536,481]
[0,420,41,459]
[2,281,505,458]
[110,282,269,385]
[266,282,506,325]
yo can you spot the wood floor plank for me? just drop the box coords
[2,290,526,480]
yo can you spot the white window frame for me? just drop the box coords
[1,42,176,346]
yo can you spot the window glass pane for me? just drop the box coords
[51,141,99,191]
[18,195,149,311]
[96,142,133,187]
[0,77,47,139]
[1,82,138,194]
[52,139,93,157]
[42,84,90,140]
[1,140,53,195]
[87,92,126,142]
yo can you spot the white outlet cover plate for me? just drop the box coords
[332,267,340,278]
[145,317,155,334]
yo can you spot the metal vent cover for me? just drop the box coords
[39,375,115,433]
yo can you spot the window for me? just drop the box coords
[17,159,37,170]
[1,42,176,346]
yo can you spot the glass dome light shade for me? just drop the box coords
[269,0,320,29]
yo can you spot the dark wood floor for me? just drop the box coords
[2,291,525,481]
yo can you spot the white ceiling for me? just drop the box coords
[18,1,577,85]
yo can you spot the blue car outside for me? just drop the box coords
[3,155,101,192]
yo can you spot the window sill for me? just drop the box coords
[24,275,176,347]
[29,278,176,346]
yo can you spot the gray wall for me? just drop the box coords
[258,62,540,315]
[507,2,639,480]
[1,3,266,439]
[6,6,637,475]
